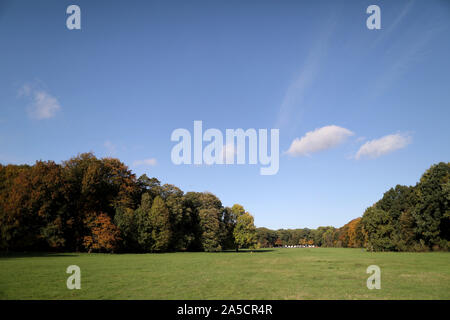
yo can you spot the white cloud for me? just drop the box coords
[133,158,157,167]
[355,133,411,160]
[31,91,61,119]
[19,84,61,119]
[221,143,236,162]
[287,125,354,156]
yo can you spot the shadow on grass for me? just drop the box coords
[0,252,80,259]
[0,249,276,258]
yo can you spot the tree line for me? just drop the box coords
[0,153,256,253]
[256,162,449,252]
[0,154,448,253]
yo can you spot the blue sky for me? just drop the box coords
[1,0,449,229]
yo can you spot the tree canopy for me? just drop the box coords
[0,153,256,253]
[0,155,448,253]
[255,162,450,252]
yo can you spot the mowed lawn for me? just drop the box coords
[0,248,449,299]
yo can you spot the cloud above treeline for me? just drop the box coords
[19,83,61,120]
[355,133,411,159]
[286,125,354,156]
[287,125,411,159]
[133,158,157,167]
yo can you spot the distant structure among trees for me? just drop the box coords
[256,162,449,252]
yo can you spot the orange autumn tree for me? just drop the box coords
[347,217,363,248]
[83,213,121,253]
[274,238,283,247]
[336,217,364,248]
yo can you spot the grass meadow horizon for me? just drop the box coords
[1,248,449,300]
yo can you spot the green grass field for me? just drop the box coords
[0,248,449,299]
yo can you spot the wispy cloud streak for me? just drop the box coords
[275,18,336,131]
